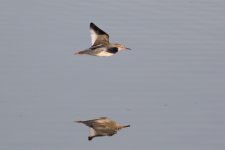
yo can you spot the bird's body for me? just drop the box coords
[75,117,130,141]
[74,23,130,57]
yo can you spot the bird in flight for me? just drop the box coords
[74,22,131,57]
[75,117,130,141]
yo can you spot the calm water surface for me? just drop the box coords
[0,0,225,150]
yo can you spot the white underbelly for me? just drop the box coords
[96,51,114,57]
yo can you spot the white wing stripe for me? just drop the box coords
[90,29,97,45]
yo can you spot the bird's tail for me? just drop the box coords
[74,51,83,55]
[74,49,89,55]
[74,120,84,123]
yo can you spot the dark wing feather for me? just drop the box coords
[90,22,109,46]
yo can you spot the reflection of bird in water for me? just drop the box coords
[75,117,130,141]
[74,22,131,57]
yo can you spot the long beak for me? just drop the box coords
[123,125,130,128]
[126,47,131,50]
[119,125,130,129]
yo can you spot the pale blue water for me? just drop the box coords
[1,0,225,150]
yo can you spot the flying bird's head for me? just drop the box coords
[116,123,130,130]
[114,43,131,51]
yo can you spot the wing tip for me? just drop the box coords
[88,136,93,141]
[90,22,95,28]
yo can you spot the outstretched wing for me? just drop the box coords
[90,22,109,46]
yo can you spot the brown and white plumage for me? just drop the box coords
[74,23,130,57]
[75,117,130,141]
